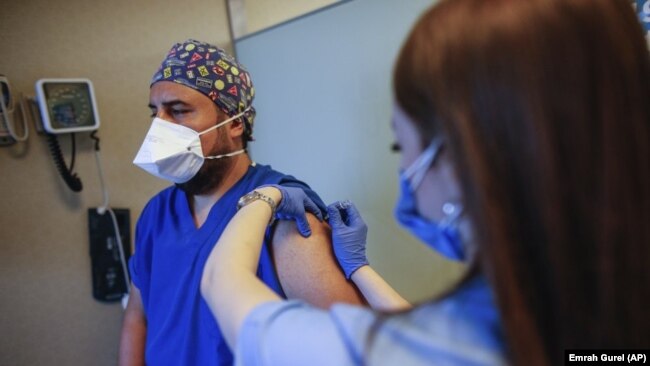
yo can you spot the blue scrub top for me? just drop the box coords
[237,275,506,365]
[129,163,326,366]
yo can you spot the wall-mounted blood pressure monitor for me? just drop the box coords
[35,78,100,134]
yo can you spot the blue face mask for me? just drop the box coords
[395,138,465,261]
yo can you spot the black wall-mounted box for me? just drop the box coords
[87,208,131,302]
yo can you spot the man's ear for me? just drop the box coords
[228,120,245,139]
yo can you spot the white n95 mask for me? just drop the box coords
[133,109,248,183]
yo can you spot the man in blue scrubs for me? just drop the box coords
[118,39,363,366]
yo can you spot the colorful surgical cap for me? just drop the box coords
[151,39,256,141]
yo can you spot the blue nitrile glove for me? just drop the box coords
[326,201,369,279]
[262,184,324,237]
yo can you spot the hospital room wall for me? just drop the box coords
[0,0,333,365]
[0,1,230,364]
[0,0,466,364]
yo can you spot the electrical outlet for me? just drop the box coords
[87,208,131,302]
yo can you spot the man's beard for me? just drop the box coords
[176,132,236,196]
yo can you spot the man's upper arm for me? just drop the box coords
[271,213,365,308]
[119,284,147,366]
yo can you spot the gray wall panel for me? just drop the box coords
[236,0,465,302]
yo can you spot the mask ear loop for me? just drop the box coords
[404,137,444,191]
[204,149,246,160]
[197,106,252,137]
[187,106,252,152]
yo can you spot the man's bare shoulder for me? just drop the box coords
[271,214,365,308]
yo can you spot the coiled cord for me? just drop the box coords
[46,133,82,192]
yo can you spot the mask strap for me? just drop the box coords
[404,137,444,190]
[198,106,251,136]
[204,148,246,160]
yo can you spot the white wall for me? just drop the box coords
[244,0,340,35]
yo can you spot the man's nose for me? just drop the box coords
[154,111,169,120]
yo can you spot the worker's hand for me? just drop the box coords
[263,184,323,237]
[327,201,369,279]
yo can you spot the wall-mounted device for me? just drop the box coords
[88,208,131,302]
[15,77,130,306]
[33,78,101,192]
[0,75,29,145]
[35,78,100,134]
